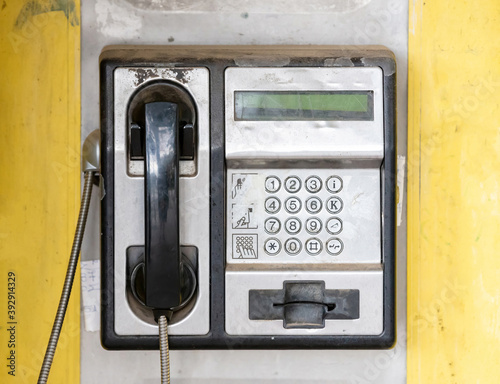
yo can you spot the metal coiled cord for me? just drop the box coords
[158,315,171,384]
[37,171,95,384]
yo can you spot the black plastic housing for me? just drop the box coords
[100,45,397,350]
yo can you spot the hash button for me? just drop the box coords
[305,238,322,255]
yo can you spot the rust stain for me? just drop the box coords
[130,68,192,87]
[131,68,159,87]
[15,0,79,28]
[168,69,191,85]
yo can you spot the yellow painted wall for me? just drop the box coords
[408,0,500,382]
[0,1,80,383]
[1,0,500,382]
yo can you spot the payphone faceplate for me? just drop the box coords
[100,46,396,349]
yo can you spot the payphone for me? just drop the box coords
[100,46,396,349]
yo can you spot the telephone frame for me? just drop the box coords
[100,45,396,350]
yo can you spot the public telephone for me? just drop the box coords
[100,46,396,349]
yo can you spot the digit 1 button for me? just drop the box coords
[285,197,302,214]
[265,176,281,193]
[326,176,343,193]
[305,197,322,214]
[285,217,301,234]
[285,238,302,256]
[305,217,322,234]
[265,197,281,214]
[305,176,322,193]
[264,238,281,255]
[326,238,344,255]
[264,217,281,234]
[305,238,322,255]
[326,196,343,214]
[284,176,301,193]
[326,217,343,235]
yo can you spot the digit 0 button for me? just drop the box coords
[326,176,343,193]
[284,176,301,193]
[285,238,302,255]
[265,176,281,193]
[305,176,322,193]
[326,238,344,255]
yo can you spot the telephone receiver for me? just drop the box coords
[129,98,197,321]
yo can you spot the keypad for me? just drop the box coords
[228,169,381,264]
[263,174,345,258]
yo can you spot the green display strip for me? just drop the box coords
[234,91,373,121]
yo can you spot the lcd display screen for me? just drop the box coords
[234,91,374,121]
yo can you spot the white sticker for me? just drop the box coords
[397,155,406,226]
[81,260,100,332]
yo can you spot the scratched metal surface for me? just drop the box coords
[80,1,408,382]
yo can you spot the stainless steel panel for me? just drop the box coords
[113,67,210,336]
[225,270,383,335]
[226,168,381,264]
[225,67,384,165]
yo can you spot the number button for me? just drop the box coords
[305,217,322,234]
[265,176,281,193]
[305,176,322,193]
[285,197,302,214]
[326,176,343,193]
[264,218,281,234]
[265,197,281,214]
[305,197,322,214]
[326,218,343,235]
[285,217,301,234]
[285,238,302,255]
[284,176,301,193]
[326,197,343,214]
[305,238,322,255]
[326,238,344,255]
[264,238,281,255]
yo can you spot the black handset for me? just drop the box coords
[144,102,182,313]
[126,84,198,325]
